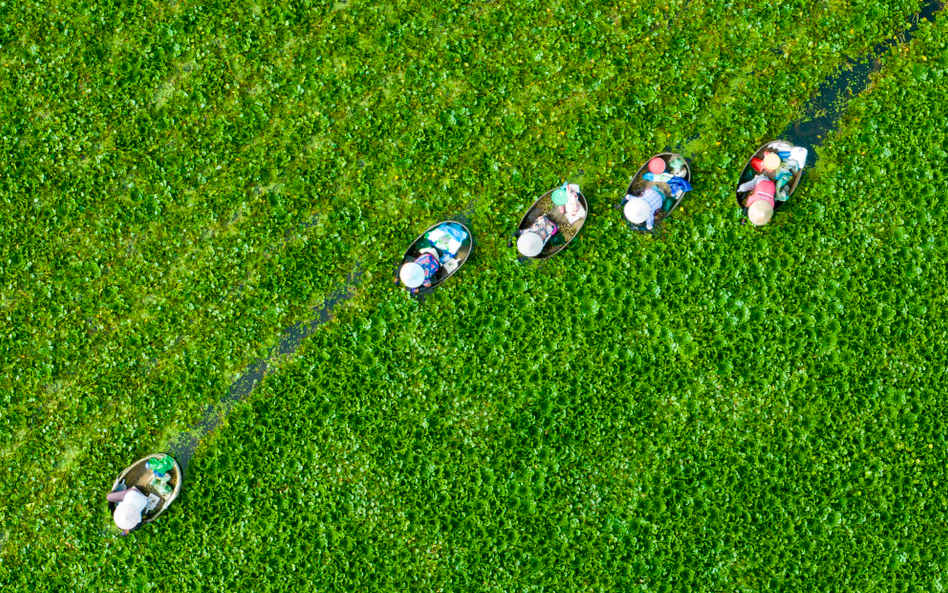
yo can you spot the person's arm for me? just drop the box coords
[507,228,523,248]
[106,489,128,503]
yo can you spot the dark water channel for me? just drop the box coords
[168,267,361,474]
[672,0,942,162]
[163,3,945,475]
[782,0,943,159]
[167,206,478,474]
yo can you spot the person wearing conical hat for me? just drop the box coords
[515,214,559,258]
[399,247,441,291]
[107,486,148,533]
[623,186,664,231]
[746,179,776,226]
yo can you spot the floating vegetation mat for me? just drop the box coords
[2,1,946,592]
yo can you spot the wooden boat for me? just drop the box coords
[512,187,589,260]
[398,220,473,291]
[108,454,182,525]
[619,152,692,232]
[735,140,804,211]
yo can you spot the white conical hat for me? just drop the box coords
[113,489,147,530]
[748,200,774,226]
[114,504,142,530]
[399,262,425,288]
[517,232,544,257]
[624,197,650,224]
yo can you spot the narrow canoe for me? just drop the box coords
[619,152,692,232]
[513,187,588,260]
[108,454,182,525]
[399,220,473,290]
[734,140,804,211]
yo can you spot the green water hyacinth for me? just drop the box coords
[3,0,948,592]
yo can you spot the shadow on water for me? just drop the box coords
[783,0,943,159]
[169,266,362,474]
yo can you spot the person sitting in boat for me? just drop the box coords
[515,214,563,257]
[623,186,665,231]
[399,246,441,291]
[746,179,776,226]
[107,486,148,533]
[553,183,586,224]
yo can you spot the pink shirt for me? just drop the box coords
[107,487,143,503]
[746,180,776,209]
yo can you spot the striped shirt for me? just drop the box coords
[639,187,664,230]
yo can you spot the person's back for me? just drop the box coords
[624,187,665,230]
[107,487,148,532]
[747,180,776,226]
[517,214,559,257]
